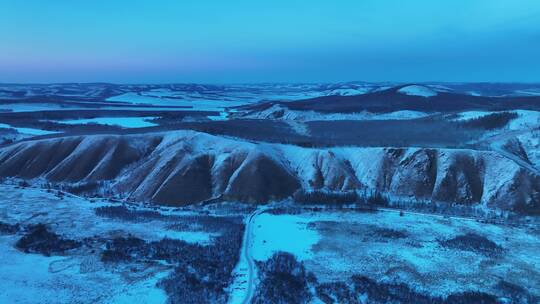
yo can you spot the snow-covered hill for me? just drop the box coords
[397,85,438,97]
[0,131,538,214]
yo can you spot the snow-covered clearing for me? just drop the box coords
[106,92,246,111]
[251,208,540,298]
[0,123,60,136]
[0,183,218,303]
[53,117,158,128]
[0,103,82,112]
[251,212,320,261]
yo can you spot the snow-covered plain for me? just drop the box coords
[107,92,246,110]
[0,183,217,304]
[251,212,320,261]
[0,123,60,136]
[252,208,540,298]
[54,117,158,128]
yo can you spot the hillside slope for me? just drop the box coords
[0,131,538,213]
[238,85,540,115]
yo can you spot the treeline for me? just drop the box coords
[94,205,164,222]
[460,111,518,130]
[292,189,389,206]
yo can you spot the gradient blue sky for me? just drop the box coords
[1,0,539,83]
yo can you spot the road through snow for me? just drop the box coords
[228,207,265,304]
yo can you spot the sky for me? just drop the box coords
[0,0,539,83]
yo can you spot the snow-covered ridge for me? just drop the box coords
[240,104,430,121]
[397,85,438,97]
[0,130,538,213]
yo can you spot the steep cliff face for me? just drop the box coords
[0,131,538,213]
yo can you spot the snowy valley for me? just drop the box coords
[1,82,540,303]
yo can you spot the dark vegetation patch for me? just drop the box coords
[94,205,164,222]
[165,215,231,233]
[495,280,539,304]
[0,109,212,122]
[316,276,502,304]
[270,87,540,113]
[149,111,220,125]
[293,190,358,205]
[316,281,357,304]
[0,221,20,234]
[119,118,483,149]
[101,236,173,262]
[100,216,244,304]
[292,189,389,206]
[15,224,81,256]
[459,112,519,130]
[169,119,304,144]
[0,109,216,138]
[370,227,409,240]
[439,233,503,256]
[351,275,499,304]
[253,252,314,304]
[306,119,481,148]
[253,252,505,304]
